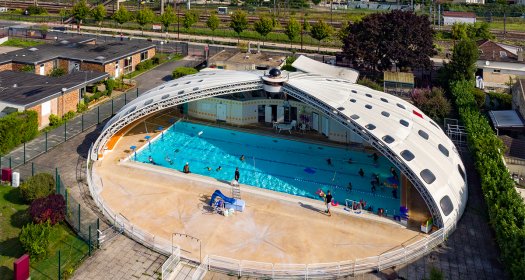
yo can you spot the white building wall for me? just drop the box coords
[443,16,476,25]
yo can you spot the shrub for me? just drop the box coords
[20,65,35,72]
[357,77,383,91]
[20,173,55,202]
[486,91,512,110]
[63,111,75,121]
[0,111,38,155]
[19,221,51,259]
[30,194,65,225]
[105,79,116,95]
[49,68,66,77]
[77,102,88,113]
[49,114,61,127]
[411,87,451,122]
[26,5,47,15]
[135,59,154,71]
[172,67,198,79]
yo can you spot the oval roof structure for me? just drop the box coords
[92,69,467,231]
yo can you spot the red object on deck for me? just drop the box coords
[13,254,30,280]
[413,110,423,119]
[1,168,12,182]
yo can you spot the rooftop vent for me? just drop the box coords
[28,48,38,52]
[12,84,17,88]
[268,68,281,78]
[95,56,106,61]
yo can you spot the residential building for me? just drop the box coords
[453,0,485,4]
[442,11,476,25]
[0,37,156,78]
[0,70,108,128]
[476,40,525,91]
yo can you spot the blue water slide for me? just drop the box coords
[209,190,236,206]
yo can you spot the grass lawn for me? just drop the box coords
[0,185,88,280]
[1,38,44,48]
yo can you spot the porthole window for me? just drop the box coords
[144,99,153,106]
[350,114,360,120]
[365,104,372,109]
[382,135,395,144]
[397,103,406,110]
[161,94,170,99]
[458,164,466,180]
[350,99,356,103]
[337,107,345,111]
[365,124,376,130]
[381,111,390,117]
[440,195,454,216]
[400,119,409,127]
[380,98,388,103]
[127,106,137,114]
[198,79,203,82]
[170,83,179,87]
[365,93,372,98]
[185,81,191,84]
[438,144,449,157]
[420,169,436,184]
[418,130,429,140]
[159,86,165,90]
[178,90,184,94]
[193,87,199,90]
[400,150,415,161]
[351,90,357,93]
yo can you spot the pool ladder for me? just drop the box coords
[231,185,241,199]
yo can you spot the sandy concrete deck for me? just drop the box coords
[93,115,425,264]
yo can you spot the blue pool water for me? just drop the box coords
[134,121,401,215]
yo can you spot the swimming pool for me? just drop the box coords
[133,121,401,215]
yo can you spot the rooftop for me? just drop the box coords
[0,38,156,65]
[442,11,476,18]
[0,70,108,108]
[478,40,524,64]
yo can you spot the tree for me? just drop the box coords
[411,87,451,122]
[230,10,248,43]
[29,194,66,225]
[159,5,176,32]
[183,10,199,30]
[71,0,90,32]
[206,12,220,43]
[20,173,55,203]
[342,10,435,72]
[451,22,468,41]
[19,222,51,260]
[443,39,479,82]
[254,16,274,46]
[310,20,332,52]
[59,8,70,24]
[136,7,155,35]
[91,4,107,34]
[312,0,322,5]
[284,18,301,48]
[113,6,131,30]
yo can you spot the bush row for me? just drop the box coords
[450,80,525,278]
[172,67,198,79]
[0,111,38,155]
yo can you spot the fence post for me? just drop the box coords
[0,155,2,170]
[97,107,100,124]
[78,203,81,232]
[65,189,68,216]
[89,225,92,256]
[124,92,127,105]
[9,157,11,169]
[23,142,26,165]
[31,162,34,177]
[57,174,61,194]
[97,218,100,248]
[111,99,114,115]
[58,250,61,280]
[45,132,48,152]
[64,121,67,141]
[81,114,84,132]
[136,88,139,98]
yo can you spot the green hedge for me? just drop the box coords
[20,173,55,203]
[450,80,525,279]
[172,67,198,79]
[0,111,38,155]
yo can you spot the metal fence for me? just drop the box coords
[86,144,457,278]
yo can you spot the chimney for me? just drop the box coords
[518,48,524,62]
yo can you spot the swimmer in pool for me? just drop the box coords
[148,156,157,165]
[165,156,173,165]
[240,155,245,162]
[206,167,212,171]
[216,166,222,171]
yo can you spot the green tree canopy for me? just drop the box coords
[254,16,274,44]
[230,10,248,42]
[113,6,131,26]
[310,20,333,51]
[284,18,301,46]
[91,4,106,27]
[159,5,176,31]
[183,10,199,30]
[135,7,155,34]
[312,0,322,5]
[206,12,220,43]
[443,39,479,82]
[72,0,90,23]
[451,22,468,41]
[342,10,435,72]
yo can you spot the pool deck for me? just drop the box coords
[93,113,426,264]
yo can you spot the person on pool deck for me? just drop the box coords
[325,191,333,216]
[390,167,399,180]
[183,162,191,174]
[234,167,240,181]
[358,168,365,177]
[148,156,157,165]
[326,158,332,166]
[240,155,245,162]
[369,152,379,162]
[216,166,222,171]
